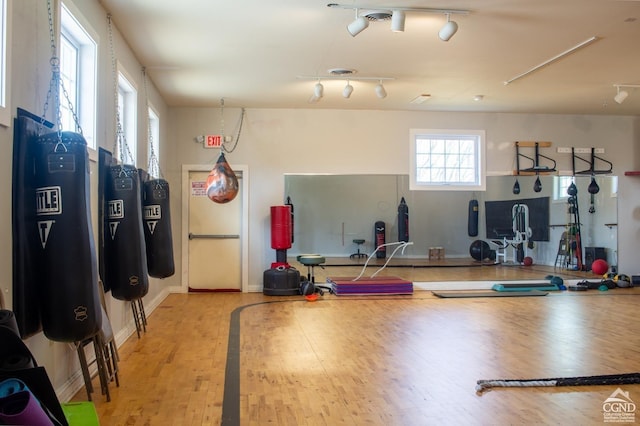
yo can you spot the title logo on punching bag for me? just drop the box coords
[36,186,62,215]
[144,205,161,235]
[108,200,124,240]
[35,187,62,248]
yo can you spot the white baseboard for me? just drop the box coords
[57,288,171,403]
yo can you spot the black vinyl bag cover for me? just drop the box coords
[142,178,175,278]
[12,111,52,338]
[32,132,102,342]
[104,164,150,301]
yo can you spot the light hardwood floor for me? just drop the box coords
[72,281,640,425]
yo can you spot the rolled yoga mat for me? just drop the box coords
[0,379,54,425]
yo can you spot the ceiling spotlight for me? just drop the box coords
[342,81,354,98]
[391,10,405,32]
[614,87,628,104]
[347,9,369,36]
[314,81,324,99]
[612,84,640,104]
[438,13,458,41]
[328,4,470,41]
[298,74,393,100]
[375,81,387,98]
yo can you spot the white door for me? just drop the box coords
[187,169,243,291]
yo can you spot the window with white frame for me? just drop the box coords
[553,176,573,201]
[409,129,486,191]
[148,106,160,177]
[0,0,11,127]
[117,70,137,165]
[60,2,97,149]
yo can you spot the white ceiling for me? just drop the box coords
[99,0,640,115]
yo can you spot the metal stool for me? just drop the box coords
[297,254,333,295]
[350,239,367,259]
[297,254,325,283]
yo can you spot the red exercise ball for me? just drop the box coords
[591,259,609,275]
[523,256,533,266]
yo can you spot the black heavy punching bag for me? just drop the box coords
[374,221,386,258]
[285,196,294,244]
[32,132,102,342]
[468,199,479,237]
[397,197,409,242]
[104,164,149,301]
[12,109,53,338]
[142,177,175,278]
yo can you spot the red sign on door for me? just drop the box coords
[205,135,222,148]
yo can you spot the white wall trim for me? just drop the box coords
[56,287,170,402]
[180,164,249,293]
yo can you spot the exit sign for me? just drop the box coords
[204,134,222,148]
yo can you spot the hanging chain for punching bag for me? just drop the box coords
[143,67,162,180]
[31,0,102,342]
[205,98,245,203]
[108,14,134,165]
[42,0,82,141]
[141,67,175,278]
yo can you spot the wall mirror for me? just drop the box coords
[284,174,617,280]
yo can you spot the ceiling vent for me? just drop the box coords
[361,10,392,21]
[328,68,356,76]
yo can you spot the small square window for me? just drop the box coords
[410,129,486,191]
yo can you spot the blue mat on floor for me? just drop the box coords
[492,283,559,292]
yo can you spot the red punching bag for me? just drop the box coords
[271,206,292,250]
[206,152,238,203]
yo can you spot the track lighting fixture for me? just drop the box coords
[504,37,598,86]
[327,3,469,39]
[342,81,354,98]
[375,81,387,98]
[613,84,640,104]
[347,8,369,36]
[391,10,405,32]
[314,81,324,98]
[614,88,628,104]
[299,74,393,101]
[438,14,458,41]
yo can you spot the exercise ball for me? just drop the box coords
[523,256,533,266]
[591,259,608,275]
[469,240,491,261]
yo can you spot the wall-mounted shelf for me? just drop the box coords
[624,171,640,176]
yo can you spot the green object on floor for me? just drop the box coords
[62,401,100,425]
[492,283,559,292]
